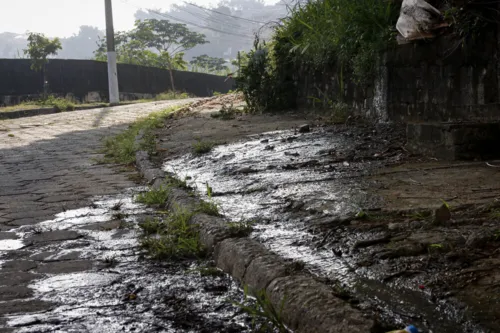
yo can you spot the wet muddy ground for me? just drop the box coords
[157,99,500,332]
[0,188,261,333]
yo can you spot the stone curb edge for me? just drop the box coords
[133,107,374,333]
[0,104,127,120]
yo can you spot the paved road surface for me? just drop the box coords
[0,100,221,332]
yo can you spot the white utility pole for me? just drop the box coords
[105,0,120,105]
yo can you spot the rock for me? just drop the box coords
[433,204,451,225]
[298,124,310,133]
[465,230,492,248]
[236,167,256,174]
[260,139,269,144]
[263,145,274,150]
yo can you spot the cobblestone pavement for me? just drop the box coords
[0,100,204,332]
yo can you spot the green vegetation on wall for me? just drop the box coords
[238,0,400,112]
[238,0,498,113]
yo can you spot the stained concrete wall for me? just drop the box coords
[0,59,235,105]
[297,32,500,124]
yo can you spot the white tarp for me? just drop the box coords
[396,0,447,41]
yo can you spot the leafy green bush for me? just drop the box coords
[39,95,76,111]
[238,0,400,112]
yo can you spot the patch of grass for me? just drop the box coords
[0,103,40,112]
[166,175,191,190]
[139,217,164,235]
[227,220,254,237]
[285,260,305,274]
[192,140,216,155]
[48,97,75,111]
[489,209,500,219]
[197,200,220,216]
[7,133,15,137]
[102,105,182,164]
[140,207,204,260]
[233,286,289,333]
[196,266,225,277]
[136,185,171,205]
[210,102,241,120]
[155,91,190,100]
[328,101,350,124]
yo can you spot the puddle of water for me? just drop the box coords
[0,238,25,251]
[4,187,255,333]
[31,272,119,293]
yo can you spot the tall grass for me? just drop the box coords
[277,0,399,82]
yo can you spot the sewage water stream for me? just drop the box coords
[0,188,256,333]
[164,128,486,333]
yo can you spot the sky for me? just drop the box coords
[1,0,279,38]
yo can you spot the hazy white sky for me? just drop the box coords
[1,0,277,37]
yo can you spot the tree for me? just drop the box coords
[132,19,208,92]
[24,32,62,97]
[190,54,229,73]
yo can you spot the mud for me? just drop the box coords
[0,188,259,333]
[159,104,500,332]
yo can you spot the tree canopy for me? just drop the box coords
[24,32,62,71]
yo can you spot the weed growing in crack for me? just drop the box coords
[489,209,500,219]
[233,286,289,333]
[111,201,123,211]
[195,266,225,277]
[285,260,305,274]
[139,206,204,260]
[139,217,164,235]
[197,200,220,216]
[104,255,118,267]
[192,140,215,155]
[167,175,191,190]
[136,185,170,205]
[194,182,220,216]
[227,220,254,237]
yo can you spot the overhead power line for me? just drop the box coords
[119,0,255,40]
[183,2,266,24]
[172,4,243,30]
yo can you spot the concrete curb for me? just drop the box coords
[133,110,374,333]
[0,104,122,120]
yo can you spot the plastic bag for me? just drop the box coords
[396,0,447,41]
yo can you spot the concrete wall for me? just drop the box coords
[296,32,500,124]
[0,59,235,105]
